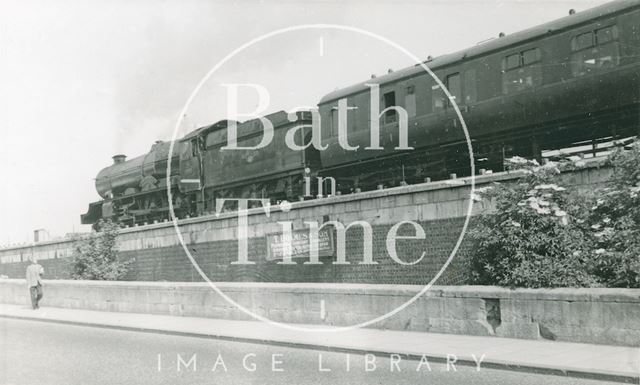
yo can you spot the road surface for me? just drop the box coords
[0,317,623,385]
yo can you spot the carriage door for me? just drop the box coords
[441,72,463,135]
[443,72,468,176]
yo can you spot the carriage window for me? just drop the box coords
[446,73,461,106]
[522,48,541,66]
[596,26,617,44]
[502,48,542,94]
[383,91,397,123]
[432,84,444,111]
[571,26,619,76]
[573,32,594,51]
[504,54,521,71]
[504,48,540,71]
[404,86,416,117]
[331,107,338,136]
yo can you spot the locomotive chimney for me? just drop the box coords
[112,154,127,164]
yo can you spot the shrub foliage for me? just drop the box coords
[468,139,640,288]
[579,142,640,287]
[71,219,131,280]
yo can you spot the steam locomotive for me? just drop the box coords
[82,0,640,227]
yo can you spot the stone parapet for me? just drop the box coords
[1,279,637,347]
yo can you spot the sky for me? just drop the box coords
[0,0,609,245]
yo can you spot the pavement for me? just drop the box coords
[2,317,622,385]
[1,303,639,384]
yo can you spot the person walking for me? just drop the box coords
[26,257,44,309]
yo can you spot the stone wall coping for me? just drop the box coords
[116,155,607,235]
[0,237,78,252]
[0,172,493,252]
[2,279,637,302]
[0,156,607,253]
[114,171,505,236]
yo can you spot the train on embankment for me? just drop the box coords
[82,0,640,227]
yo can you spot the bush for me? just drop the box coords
[468,157,597,288]
[468,139,640,288]
[71,219,131,280]
[576,141,640,287]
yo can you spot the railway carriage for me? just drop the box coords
[317,0,640,191]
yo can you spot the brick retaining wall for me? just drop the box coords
[0,164,612,284]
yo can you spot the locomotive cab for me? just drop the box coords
[177,119,233,216]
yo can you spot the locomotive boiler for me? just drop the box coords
[82,140,181,226]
